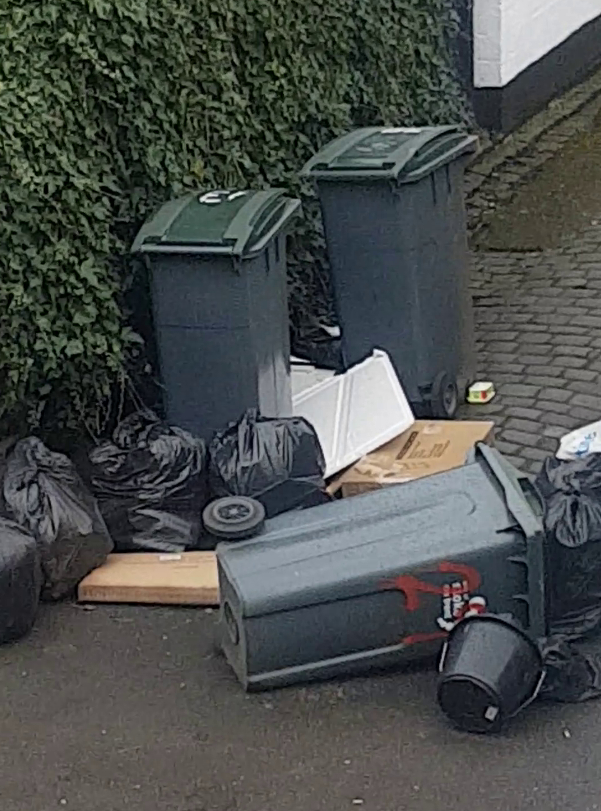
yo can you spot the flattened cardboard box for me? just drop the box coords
[329,420,495,497]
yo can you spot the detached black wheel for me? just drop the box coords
[430,372,459,419]
[203,496,266,541]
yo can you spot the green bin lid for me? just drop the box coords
[301,126,478,183]
[132,188,301,257]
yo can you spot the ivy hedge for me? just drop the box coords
[0,0,467,437]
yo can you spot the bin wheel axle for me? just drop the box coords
[430,372,459,419]
[203,496,266,541]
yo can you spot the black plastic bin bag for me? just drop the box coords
[89,411,209,552]
[208,410,328,518]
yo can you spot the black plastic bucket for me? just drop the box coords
[437,614,544,733]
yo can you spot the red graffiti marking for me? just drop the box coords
[381,561,482,611]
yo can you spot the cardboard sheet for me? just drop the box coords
[329,420,495,497]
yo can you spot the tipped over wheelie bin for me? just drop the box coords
[217,444,546,691]
[132,189,300,439]
[302,126,478,418]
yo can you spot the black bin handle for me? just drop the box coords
[470,444,543,530]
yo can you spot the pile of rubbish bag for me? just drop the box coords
[0,407,328,646]
[7,397,601,732]
[87,408,326,550]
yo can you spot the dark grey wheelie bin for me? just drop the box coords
[302,126,478,418]
[217,444,546,691]
[132,189,301,439]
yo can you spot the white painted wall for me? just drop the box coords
[474,0,601,88]
[473,0,502,86]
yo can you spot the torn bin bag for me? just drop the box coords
[3,438,113,601]
[536,455,601,620]
[208,410,328,518]
[535,455,601,703]
[539,635,601,703]
[0,518,41,643]
[89,411,209,552]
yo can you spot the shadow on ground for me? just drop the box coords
[474,109,601,251]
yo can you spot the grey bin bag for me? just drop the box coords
[3,438,113,601]
[0,518,42,643]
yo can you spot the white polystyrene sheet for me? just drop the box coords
[292,349,415,478]
[290,358,336,398]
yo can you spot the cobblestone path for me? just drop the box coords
[466,226,601,473]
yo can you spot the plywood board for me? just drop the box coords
[78,552,219,606]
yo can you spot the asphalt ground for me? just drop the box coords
[0,603,597,811]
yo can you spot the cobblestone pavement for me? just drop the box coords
[465,68,601,234]
[465,224,601,474]
[458,66,601,475]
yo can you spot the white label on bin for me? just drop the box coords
[485,706,499,722]
[437,590,488,632]
[158,554,182,562]
[198,190,248,205]
[381,127,422,134]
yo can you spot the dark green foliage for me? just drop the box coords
[0,0,466,435]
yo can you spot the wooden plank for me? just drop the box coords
[77,552,219,606]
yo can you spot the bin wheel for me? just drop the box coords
[430,372,459,419]
[203,496,266,541]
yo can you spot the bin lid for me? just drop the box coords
[301,126,478,183]
[132,188,301,257]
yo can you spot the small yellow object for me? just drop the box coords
[467,381,496,404]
